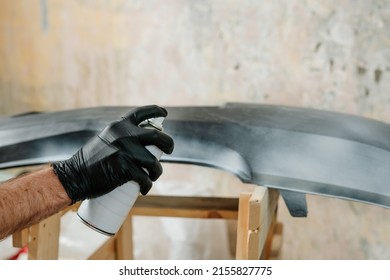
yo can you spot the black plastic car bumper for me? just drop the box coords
[1,103,389,217]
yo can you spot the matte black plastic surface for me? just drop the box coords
[1,103,390,216]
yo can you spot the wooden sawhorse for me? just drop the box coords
[12,187,283,260]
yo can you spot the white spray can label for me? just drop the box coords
[77,117,164,236]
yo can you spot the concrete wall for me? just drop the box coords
[1,1,390,118]
[0,0,389,259]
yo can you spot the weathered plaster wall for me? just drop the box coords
[0,0,389,259]
[1,1,390,118]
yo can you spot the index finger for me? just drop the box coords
[122,105,168,126]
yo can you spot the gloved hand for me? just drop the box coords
[52,105,174,204]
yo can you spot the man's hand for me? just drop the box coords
[52,105,174,204]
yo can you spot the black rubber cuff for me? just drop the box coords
[52,161,86,204]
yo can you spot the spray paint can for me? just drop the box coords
[77,117,165,236]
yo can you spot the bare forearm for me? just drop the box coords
[0,167,71,239]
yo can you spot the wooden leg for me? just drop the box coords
[236,192,251,259]
[269,222,283,259]
[236,188,279,260]
[226,220,238,258]
[88,238,116,260]
[12,190,281,260]
[12,228,29,248]
[260,213,277,259]
[88,214,134,260]
[115,214,133,260]
[28,212,61,260]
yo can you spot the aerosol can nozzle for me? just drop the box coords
[142,117,164,131]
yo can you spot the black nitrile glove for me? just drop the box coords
[52,105,174,204]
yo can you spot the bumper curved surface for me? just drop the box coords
[1,103,389,216]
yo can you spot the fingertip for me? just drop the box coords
[140,181,153,195]
[122,105,168,125]
[146,159,162,182]
[162,135,175,154]
[163,140,174,154]
[160,106,168,115]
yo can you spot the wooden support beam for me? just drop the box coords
[260,216,277,259]
[270,222,284,259]
[235,192,251,259]
[12,228,29,248]
[115,215,133,260]
[131,195,239,219]
[12,187,281,260]
[88,238,116,260]
[28,212,61,260]
[235,188,279,260]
